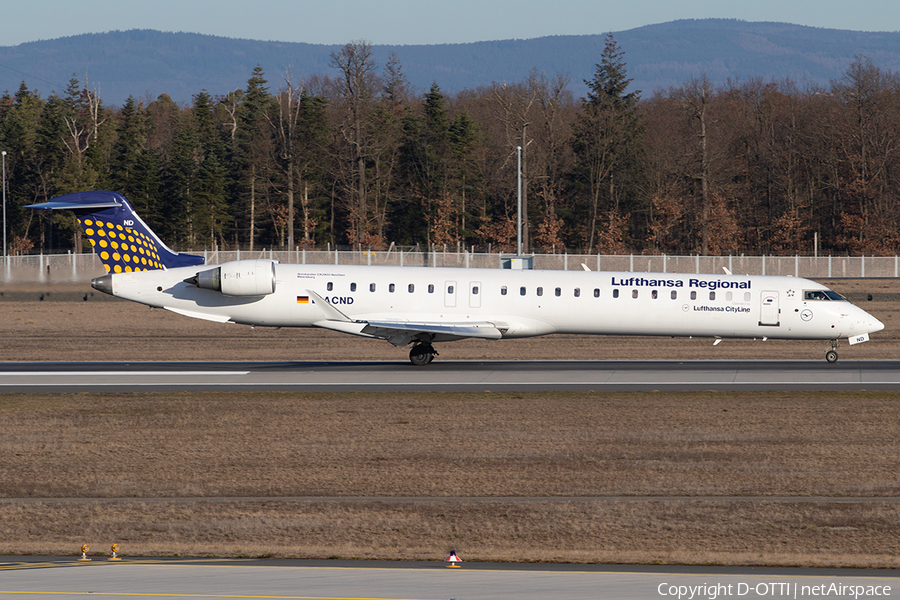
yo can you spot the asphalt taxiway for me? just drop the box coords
[1,557,898,600]
[1,359,899,393]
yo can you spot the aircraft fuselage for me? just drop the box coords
[94,263,882,344]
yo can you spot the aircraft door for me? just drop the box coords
[759,291,780,326]
[444,281,457,307]
[469,281,482,308]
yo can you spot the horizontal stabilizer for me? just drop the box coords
[28,199,122,211]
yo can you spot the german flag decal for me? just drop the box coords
[297,296,310,304]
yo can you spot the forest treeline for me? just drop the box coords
[2,35,899,257]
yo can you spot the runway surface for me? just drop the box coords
[1,557,898,600]
[1,359,899,393]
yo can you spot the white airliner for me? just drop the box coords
[30,191,884,365]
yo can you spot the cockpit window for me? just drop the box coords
[804,290,846,301]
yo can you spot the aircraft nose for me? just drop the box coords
[867,315,885,334]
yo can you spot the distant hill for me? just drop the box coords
[2,20,900,106]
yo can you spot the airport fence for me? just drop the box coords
[2,250,899,284]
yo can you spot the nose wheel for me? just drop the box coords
[825,339,840,363]
[409,342,437,366]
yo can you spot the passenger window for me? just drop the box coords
[651,290,658,299]
[472,286,479,295]
[520,287,526,296]
[613,289,619,299]
[574,288,581,297]
[448,285,454,294]
[389,283,395,293]
[671,290,677,300]
[350,283,357,292]
[408,284,415,293]
[632,289,638,299]
[537,287,543,297]
[691,291,697,300]
[555,287,561,297]
[369,283,376,292]
[726,292,733,301]
[744,292,751,302]
[594,288,601,298]
[428,284,435,293]
[709,291,716,301]
[327,282,333,291]
[501,286,507,296]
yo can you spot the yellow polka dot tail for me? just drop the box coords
[27,191,205,272]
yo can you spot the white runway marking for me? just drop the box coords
[0,371,250,376]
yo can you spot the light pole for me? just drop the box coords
[516,145,522,257]
[2,150,6,260]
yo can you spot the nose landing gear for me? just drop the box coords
[825,339,840,363]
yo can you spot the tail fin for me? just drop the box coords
[28,191,204,273]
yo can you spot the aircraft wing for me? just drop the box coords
[362,320,504,340]
[346,319,504,347]
[305,289,506,345]
[314,317,505,346]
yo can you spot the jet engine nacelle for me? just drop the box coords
[188,260,277,296]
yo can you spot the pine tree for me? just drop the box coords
[448,109,481,243]
[191,91,230,246]
[160,114,201,246]
[108,97,161,227]
[4,83,45,248]
[571,34,644,251]
[398,83,454,247]
[235,65,275,250]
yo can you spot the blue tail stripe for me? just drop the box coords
[28,191,204,273]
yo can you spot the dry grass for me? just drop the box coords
[2,392,899,498]
[2,278,899,566]
[2,500,900,568]
[1,391,900,566]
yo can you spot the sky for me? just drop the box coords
[2,0,899,47]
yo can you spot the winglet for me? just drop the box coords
[28,191,204,273]
[306,289,353,322]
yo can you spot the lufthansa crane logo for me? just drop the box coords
[800,309,813,321]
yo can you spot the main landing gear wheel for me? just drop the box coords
[409,343,437,366]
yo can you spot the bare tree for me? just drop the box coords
[831,55,900,252]
[491,81,537,251]
[677,74,713,255]
[330,41,378,245]
[529,69,574,249]
[268,68,305,249]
